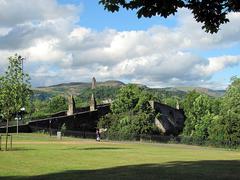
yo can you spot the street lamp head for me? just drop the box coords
[18,55,24,60]
[20,107,26,112]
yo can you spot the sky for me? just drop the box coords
[0,0,240,89]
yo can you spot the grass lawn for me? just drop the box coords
[0,133,239,180]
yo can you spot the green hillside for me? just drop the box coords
[33,80,125,101]
[163,86,225,97]
[33,80,225,102]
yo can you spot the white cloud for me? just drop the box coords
[197,56,240,76]
[26,38,64,62]
[0,0,79,27]
[0,2,240,89]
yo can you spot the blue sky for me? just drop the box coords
[59,0,177,30]
[0,0,240,89]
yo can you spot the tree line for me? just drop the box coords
[98,77,240,147]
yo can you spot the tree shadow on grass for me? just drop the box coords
[63,147,130,151]
[2,160,240,180]
[0,147,36,151]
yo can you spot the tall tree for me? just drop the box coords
[182,90,201,136]
[111,84,152,114]
[0,54,32,150]
[183,91,219,144]
[99,84,156,139]
[209,77,240,146]
[47,95,67,113]
[99,0,240,33]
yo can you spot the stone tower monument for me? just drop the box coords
[92,77,96,89]
[90,77,97,111]
[176,100,180,110]
[67,94,76,115]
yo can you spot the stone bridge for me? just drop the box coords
[0,104,110,134]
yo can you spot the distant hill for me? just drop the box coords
[45,80,125,88]
[33,80,225,101]
[163,87,225,97]
[33,80,125,100]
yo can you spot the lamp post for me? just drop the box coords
[20,56,25,129]
[14,115,20,134]
[15,107,25,134]
[20,107,25,123]
[49,120,52,137]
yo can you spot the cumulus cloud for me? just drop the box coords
[0,1,240,89]
[0,0,79,27]
[197,55,240,76]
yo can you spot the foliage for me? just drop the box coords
[182,91,219,143]
[47,96,67,113]
[98,85,156,140]
[0,54,32,150]
[181,77,240,147]
[99,0,240,33]
[31,99,49,119]
[208,77,240,147]
[30,95,68,119]
[182,90,202,136]
[98,113,118,130]
[111,84,152,114]
[102,111,156,140]
[0,54,32,121]
[163,96,182,109]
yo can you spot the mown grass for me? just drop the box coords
[0,133,239,180]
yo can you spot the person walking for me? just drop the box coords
[96,129,100,141]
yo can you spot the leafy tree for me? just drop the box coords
[182,91,219,142]
[182,90,202,136]
[111,84,152,114]
[0,54,32,150]
[31,95,67,119]
[98,84,156,139]
[31,99,50,119]
[163,96,182,109]
[47,95,67,113]
[209,77,240,147]
[99,0,240,33]
[191,94,213,139]
[100,111,156,140]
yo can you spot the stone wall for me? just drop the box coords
[0,104,111,134]
[149,101,185,135]
[0,124,31,133]
[29,110,98,132]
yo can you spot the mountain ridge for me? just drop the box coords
[37,80,125,88]
[33,80,225,100]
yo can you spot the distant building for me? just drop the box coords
[102,98,113,104]
[67,95,76,116]
[149,101,185,135]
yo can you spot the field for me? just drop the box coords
[0,134,239,180]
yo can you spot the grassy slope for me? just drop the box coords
[163,86,225,97]
[35,81,124,95]
[0,134,239,180]
[33,80,225,102]
[32,81,124,101]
